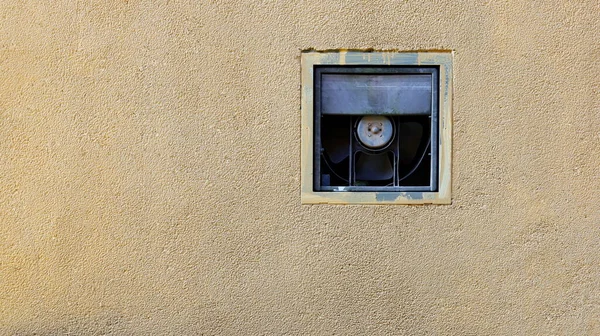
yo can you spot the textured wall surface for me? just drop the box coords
[1,0,599,334]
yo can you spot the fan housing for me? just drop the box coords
[314,66,439,192]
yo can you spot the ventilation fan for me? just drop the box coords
[314,66,439,192]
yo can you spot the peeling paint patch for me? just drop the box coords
[375,192,399,202]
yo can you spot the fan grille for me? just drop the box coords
[313,65,439,192]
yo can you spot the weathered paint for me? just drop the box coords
[301,51,453,205]
[375,191,426,202]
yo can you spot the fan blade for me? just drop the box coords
[398,122,423,165]
[322,125,350,164]
[355,152,394,181]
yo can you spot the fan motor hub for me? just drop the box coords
[356,116,394,149]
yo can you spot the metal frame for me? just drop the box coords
[313,66,439,192]
[301,51,453,205]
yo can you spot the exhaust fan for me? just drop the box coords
[314,66,439,192]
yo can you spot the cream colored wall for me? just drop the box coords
[1,0,598,334]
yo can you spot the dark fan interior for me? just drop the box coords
[319,115,431,189]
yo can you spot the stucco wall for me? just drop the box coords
[1,1,598,334]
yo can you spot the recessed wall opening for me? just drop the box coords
[314,66,438,192]
[301,51,452,204]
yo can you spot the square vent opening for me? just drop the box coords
[301,51,452,204]
[314,66,439,192]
